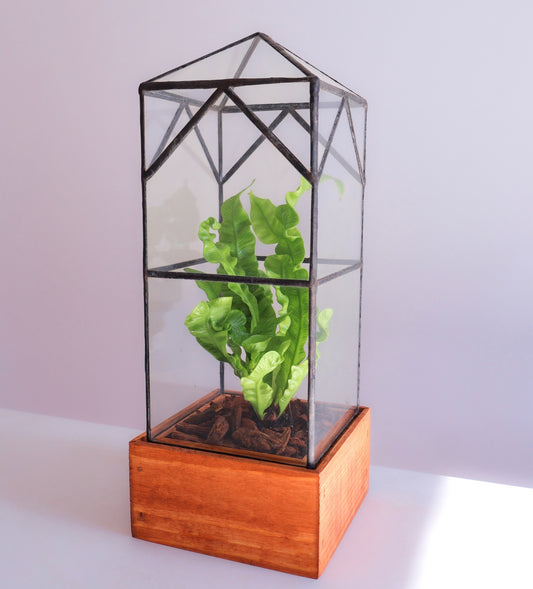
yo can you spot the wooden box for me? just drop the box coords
[129,406,370,578]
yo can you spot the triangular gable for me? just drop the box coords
[149,33,309,84]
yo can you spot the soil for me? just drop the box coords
[165,393,311,459]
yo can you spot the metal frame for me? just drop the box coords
[139,32,367,468]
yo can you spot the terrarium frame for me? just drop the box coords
[141,32,367,468]
[130,32,369,578]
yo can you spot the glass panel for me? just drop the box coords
[145,120,219,271]
[268,112,310,172]
[317,90,341,166]
[142,88,214,171]
[148,275,311,466]
[230,80,311,176]
[348,99,367,172]
[219,142,311,280]
[231,82,311,171]
[153,36,310,84]
[147,276,217,433]
[312,269,361,465]
[318,90,361,182]
[233,79,310,107]
[238,37,307,79]
[211,88,311,280]
[317,89,364,270]
[281,46,356,95]
[155,37,255,82]
[219,94,264,180]
[142,95,184,169]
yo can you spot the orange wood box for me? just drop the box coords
[129,406,370,578]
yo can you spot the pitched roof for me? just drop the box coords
[141,32,365,104]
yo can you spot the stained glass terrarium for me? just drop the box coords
[129,33,370,578]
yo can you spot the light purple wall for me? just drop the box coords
[1,1,532,487]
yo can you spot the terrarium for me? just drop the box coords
[130,33,369,578]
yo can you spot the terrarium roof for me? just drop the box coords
[140,32,366,105]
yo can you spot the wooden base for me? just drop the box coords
[129,406,370,578]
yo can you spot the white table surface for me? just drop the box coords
[0,408,531,589]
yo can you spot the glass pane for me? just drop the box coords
[142,88,215,172]
[231,81,311,175]
[233,79,310,107]
[317,89,364,268]
[238,37,307,79]
[210,89,311,280]
[148,275,311,466]
[155,37,255,82]
[142,95,183,169]
[317,90,341,165]
[153,36,310,84]
[147,276,218,433]
[281,46,356,95]
[348,99,367,171]
[311,269,361,465]
[220,147,311,280]
[145,117,218,271]
[219,94,264,179]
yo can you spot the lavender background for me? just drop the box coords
[1,0,532,487]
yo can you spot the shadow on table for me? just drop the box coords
[318,465,443,589]
[0,410,138,536]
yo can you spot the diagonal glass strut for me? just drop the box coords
[144,87,224,179]
[222,109,290,183]
[224,88,311,182]
[149,102,185,168]
[289,108,362,184]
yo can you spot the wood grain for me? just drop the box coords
[129,407,370,578]
[318,406,370,576]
